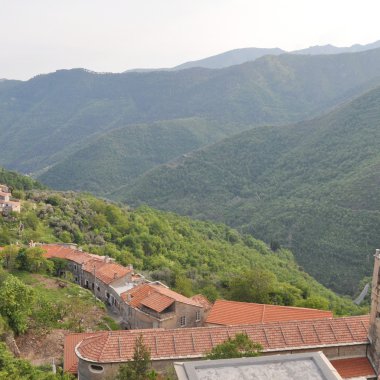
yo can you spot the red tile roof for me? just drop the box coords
[64,332,103,373]
[140,292,175,312]
[206,300,333,325]
[190,294,212,311]
[121,283,202,311]
[41,244,132,284]
[95,262,132,285]
[74,315,369,364]
[330,357,375,378]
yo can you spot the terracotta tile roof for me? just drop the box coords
[206,300,333,325]
[149,284,202,307]
[121,283,202,312]
[75,315,370,364]
[64,332,103,373]
[140,292,175,312]
[41,244,132,284]
[190,294,212,311]
[94,262,132,285]
[330,357,375,378]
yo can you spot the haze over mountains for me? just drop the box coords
[1,42,380,296]
[128,39,380,71]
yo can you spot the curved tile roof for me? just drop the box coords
[75,315,370,364]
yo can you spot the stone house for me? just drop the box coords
[63,248,380,379]
[69,314,374,380]
[120,282,204,329]
[41,244,204,327]
[0,184,21,213]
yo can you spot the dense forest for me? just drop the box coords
[0,168,365,317]
[119,84,380,295]
[2,48,380,180]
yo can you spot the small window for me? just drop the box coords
[180,316,186,327]
[75,277,78,283]
[97,286,100,292]
[196,310,201,322]
[89,364,104,373]
[74,264,77,271]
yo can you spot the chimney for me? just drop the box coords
[368,249,380,373]
[114,272,118,279]
[127,264,133,271]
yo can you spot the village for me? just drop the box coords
[0,185,378,379]
[35,242,379,379]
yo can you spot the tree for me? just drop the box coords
[206,333,262,360]
[0,275,35,334]
[0,342,74,379]
[0,245,19,270]
[229,268,276,304]
[16,247,53,274]
[116,335,157,380]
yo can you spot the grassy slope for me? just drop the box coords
[119,85,380,295]
[2,49,380,177]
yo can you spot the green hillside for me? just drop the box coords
[119,85,380,295]
[2,49,380,180]
[0,168,364,315]
[38,118,244,194]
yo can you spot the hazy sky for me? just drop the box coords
[1,0,380,80]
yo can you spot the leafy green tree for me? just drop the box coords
[116,335,156,380]
[229,269,276,304]
[0,342,73,379]
[297,295,329,310]
[0,245,19,270]
[16,247,53,274]
[0,275,35,334]
[206,333,262,360]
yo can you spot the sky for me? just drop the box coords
[1,0,380,80]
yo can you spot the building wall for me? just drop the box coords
[76,343,369,380]
[368,249,380,374]
[161,302,203,329]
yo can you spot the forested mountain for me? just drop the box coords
[1,48,380,182]
[38,118,245,194]
[173,47,285,70]
[131,40,380,71]
[0,168,365,316]
[119,85,380,296]
[293,40,380,55]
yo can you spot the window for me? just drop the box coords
[89,364,104,373]
[74,264,77,271]
[97,286,100,292]
[180,316,186,327]
[196,310,201,322]
[85,280,89,288]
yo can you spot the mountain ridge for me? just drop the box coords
[118,84,380,295]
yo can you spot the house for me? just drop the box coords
[64,248,380,379]
[70,315,374,379]
[120,282,204,329]
[205,299,333,326]
[0,184,21,213]
[40,244,204,328]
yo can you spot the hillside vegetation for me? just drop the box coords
[120,85,380,295]
[38,118,244,194]
[1,49,380,185]
[0,169,365,316]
